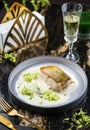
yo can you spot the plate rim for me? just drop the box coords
[8,56,88,110]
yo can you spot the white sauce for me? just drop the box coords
[15,65,78,107]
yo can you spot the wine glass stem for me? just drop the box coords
[68,42,73,57]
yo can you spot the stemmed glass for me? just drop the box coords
[61,2,82,62]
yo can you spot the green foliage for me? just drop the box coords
[64,109,90,130]
[22,0,26,7]
[4,53,16,62]
[0,53,16,63]
[2,1,10,21]
[3,0,9,12]
[3,0,50,12]
[22,0,50,11]
[30,0,50,11]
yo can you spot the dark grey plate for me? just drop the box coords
[8,56,88,114]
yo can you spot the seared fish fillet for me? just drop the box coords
[40,66,71,90]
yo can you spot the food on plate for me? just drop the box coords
[39,90,60,101]
[16,65,76,106]
[40,65,72,91]
[21,87,34,99]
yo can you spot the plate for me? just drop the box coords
[8,56,88,114]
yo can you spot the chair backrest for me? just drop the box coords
[1,2,29,23]
[3,9,48,56]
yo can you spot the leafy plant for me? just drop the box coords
[4,53,16,62]
[64,109,90,130]
[3,0,50,12]
[30,0,50,11]
[22,0,50,11]
[0,53,16,63]
[3,0,9,12]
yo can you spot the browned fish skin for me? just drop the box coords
[40,66,71,90]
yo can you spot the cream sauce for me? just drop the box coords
[15,65,78,107]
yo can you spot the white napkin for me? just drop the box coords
[0,11,45,52]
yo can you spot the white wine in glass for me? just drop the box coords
[61,2,82,62]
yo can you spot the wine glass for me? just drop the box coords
[61,2,82,62]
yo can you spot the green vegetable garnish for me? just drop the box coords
[39,90,60,101]
[23,72,38,82]
[21,87,34,99]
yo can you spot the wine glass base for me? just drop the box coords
[62,52,80,63]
